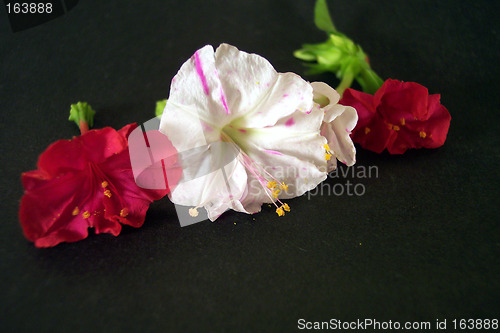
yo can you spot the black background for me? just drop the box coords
[1,0,499,331]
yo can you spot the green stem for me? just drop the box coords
[358,68,384,95]
[336,71,354,97]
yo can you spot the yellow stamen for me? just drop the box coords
[104,189,112,198]
[365,127,371,135]
[120,208,129,217]
[82,211,91,219]
[323,143,330,151]
[325,153,332,161]
[272,189,281,198]
[419,131,427,138]
[280,183,288,191]
[189,207,199,217]
[283,203,290,212]
[267,181,277,189]
[400,118,406,126]
[101,181,109,188]
[392,125,400,131]
[72,207,80,216]
[276,207,285,217]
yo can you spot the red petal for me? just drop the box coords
[341,88,377,130]
[99,149,168,229]
[19,172,90,247]
[79,127,128,164]
[351,114,396,153]
[117,123,138,139]
[37,139,88,177]
[377,79,430,124]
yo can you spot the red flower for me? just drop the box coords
[20,124,174,247]
[341,79,451,154]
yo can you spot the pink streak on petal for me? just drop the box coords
[201,122,213,131]
[283,94,289,98]
[238,129,247,133]
[285,118,295,127]
[221,87,230,114]
[214,69,230,115]
[194,51,210,95]
[264,150,283,156]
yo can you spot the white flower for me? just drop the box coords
[311,82,358,171]
[160,44,330,220]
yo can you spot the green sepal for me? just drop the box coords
[314,0,337,34]
[294,0,384,95]
[155,99,167,118]
[68,102,95,129]
[356,68,384,95]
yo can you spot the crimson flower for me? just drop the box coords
[20,124,170,247]
[341,79,451,154]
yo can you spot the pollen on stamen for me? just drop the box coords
[120,208,129,218]
[283,203,290,212]
[72,207,80,216]
[104,189,112,198]
[419,131,427,138]
[280,183,289,191]
[323,143,330,151]
[267,181,277,189]
[272,189,281,198]
[82,211,91,219]
[365,127,371,135]
[189,207,199,217]
[276,207,285,217]
[325,153,332,161]
[101,181,109,188]
[400,118,406,126]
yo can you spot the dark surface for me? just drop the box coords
[1,0,499,331]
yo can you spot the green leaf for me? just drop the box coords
[155,99,167,117]
[68,102,95,129]
[314,0,336,34]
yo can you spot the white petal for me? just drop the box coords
[238,107,327,207]
[311,81,340,106]
[168,143,248,221]
[321,104,358,168]
[311,81,358,170]
[216,44,314,128]
[161,45,227,150]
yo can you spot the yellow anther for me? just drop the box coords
[272,189,281,198]
[325,153,332,161]
[283,203,290,212]
[365,127,371,135]
[400,118,406,126]
[120,208,129,217]
[72,207,80,216]
[419,131,427,138]
[389,124,400,131]
[280,183,288,191]
[82,211,91,219]
[276,207,285,217]
[104,189,112,198]
[189,207,199,217]
[101,181,109,188]
[267,181,277,189]
[323,143,330,151]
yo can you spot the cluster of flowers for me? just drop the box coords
[295,0,451,154]
[19,1,451,247]
[20,45,358,247]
